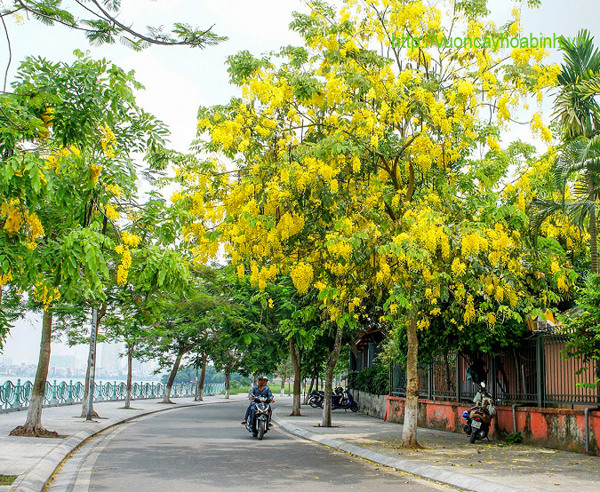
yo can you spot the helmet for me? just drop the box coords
[462,410,469,420]
[258,376,269,381]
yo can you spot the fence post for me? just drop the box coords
[15,379,21,410]
[596,361,600,406]
[490,356,497,402]
[455,352,461,403]
[536,334,545,408]
[428,363,433,400]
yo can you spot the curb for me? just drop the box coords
[10,398,240,492]
[272,411,519,492]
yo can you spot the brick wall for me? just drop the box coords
[383,395,600,455]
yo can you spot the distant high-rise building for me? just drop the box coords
[0,355,13,368]
[50,354,75,369]
[99,343,123,375]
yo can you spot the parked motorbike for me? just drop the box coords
[313,387,358,412]
[335,387,359,412]
[245,395,272,440]
[308,390,324,408]
[462,382,496,444]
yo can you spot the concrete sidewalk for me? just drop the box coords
[0,395,245,492]
[273,401,600,492]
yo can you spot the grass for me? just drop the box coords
[0,475,17,486]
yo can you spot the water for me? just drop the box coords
[0,377,160,386]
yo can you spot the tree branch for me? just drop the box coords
[88,0,217,47]
[1,15,11,92]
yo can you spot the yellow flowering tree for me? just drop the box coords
[177,0,576,442]
[2,53,174,436]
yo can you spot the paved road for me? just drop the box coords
[47,401,446,491]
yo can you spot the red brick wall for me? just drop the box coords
[384,396,600,455]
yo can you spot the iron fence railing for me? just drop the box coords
[390,334,600,407]
[0,379,226,413]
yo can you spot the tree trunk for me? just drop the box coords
[321,323,343,427]
[80,303,106,418]
[304,376,315,405]
[124,343,134,409]
[10,310,58,437]
[289,339,302,416]
[162,348,185,404]
[280,373,285,397]
[402,317,421,448]
[253,373,258,385]
[588,172,598,274]
[224,367,231,399]
[195,353,207,401]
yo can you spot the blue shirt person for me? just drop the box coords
[241,377,273,424]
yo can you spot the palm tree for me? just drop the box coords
[532,30,600,272]
[554,30,600,140]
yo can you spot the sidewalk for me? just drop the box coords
[0,395,245,492]
[273,401,600,492]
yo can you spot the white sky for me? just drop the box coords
[1,0,598,365]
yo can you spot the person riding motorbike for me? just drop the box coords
[241,377,274,426]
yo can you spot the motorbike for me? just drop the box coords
[308,390,324,408]
[462,381,496,444]
[333,387,358,412]
[245,395,272,440]
[312,387,358,412]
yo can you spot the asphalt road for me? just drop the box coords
[47,401,445,491]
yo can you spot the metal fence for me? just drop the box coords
[391,334,600,407]
[0,379,226,413]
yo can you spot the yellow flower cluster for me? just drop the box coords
[34,282,61,309]
[497,95,511,123]
[249,262,278,291]
[464,295,476,324]
[291,262,314,294]
[211,119,243,149]
[105,184,123,197]
[402,208,450,259]
[1,200,22,233]
[557,276,568,292]
[461,231,487,256]
[105,205,120,221]
[0,270,13,287]
[276,213,304,241]
[531,112,552,142]
[89,164,102,185]
[487,224,513,265]
[24,210,44,248]
[531,64,561,99]
[1,201,44,247]
[327,239,353,260]
[99,123,116,158]
[121,231,141,247]
[451,258,467,276]
[40,107,54,126]
[115,244,132,286]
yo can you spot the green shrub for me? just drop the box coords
[348,364,389,395]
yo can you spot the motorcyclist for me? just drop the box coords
[241,376,274,426]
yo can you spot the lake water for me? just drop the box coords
[0,377,160,386]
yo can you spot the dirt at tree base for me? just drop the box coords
[401,442,423,450]
[79,410,100,419]
[9,425,59,438]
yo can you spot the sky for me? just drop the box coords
[1,0,599,366]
